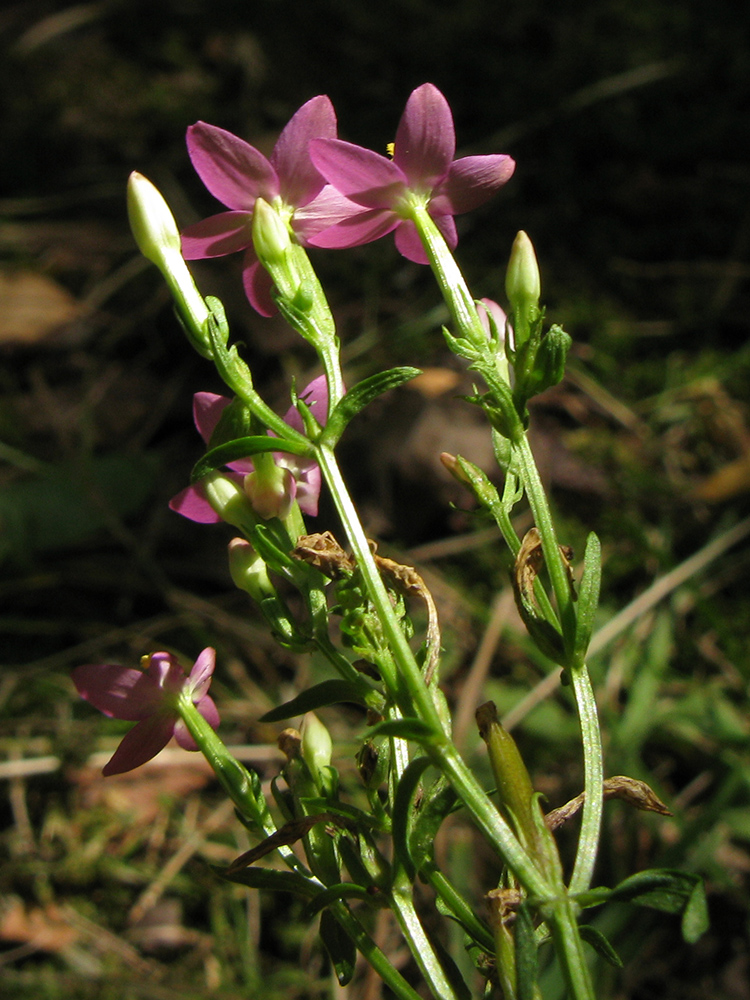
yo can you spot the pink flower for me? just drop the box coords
[180,96,362,315]
[73,648,219,775]
[169,375,329,523]
[307,84,515,264]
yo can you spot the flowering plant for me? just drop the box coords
[78,85,706,1000]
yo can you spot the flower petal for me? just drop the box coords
[309,139,406,208]
[172,693,220,751]
[169,483,223,523]
[73,663,164,720]
[242,255,277,317]
[393,213,457,264]
[293,185,368,243]
[294,463,322,516]
[193,392,231,444]
[433,155,516,215]
[102,713,176,775]
[271,95,337,207]
[186,647,216,701]
[181,212,252,259]
[146,652,188,696]
[393,84,455,189]
[306,207,400,250]
[187,122,279,210]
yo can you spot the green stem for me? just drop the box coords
[180,699,431,1000]
[408,204,604,996]
[513,436,603,893]
[316,444,550,899]
[547,902,596,1000]
[408,203,487,348]
[391,875,464,1000]
[422,862,495,952]
[512,435,577,648]
[567,664,604,895]
[329,900,425,1000]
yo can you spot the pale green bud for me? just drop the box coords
[202,471,258,535]
[505,231,540,329]
[300,712,332,780]
[126,172,211,357]
[227,538,276,601]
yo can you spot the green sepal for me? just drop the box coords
[578,924,623,968]
[216,864,320,898]
[191,435,312,482]
[319,909,357,986]
[210,397,254,443]
[392,756,433,881]
[573,531,602,663]
[321,367,422,447]
[260,680,373,722]
[523,324,572,400]
[441,325,481,362]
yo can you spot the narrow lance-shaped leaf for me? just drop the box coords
[573,531,602,663]
[578,925,623,969]
[320,909,357,986]
[191,435,312,482]
[322,367,422,446]
[260,680,374,722]
[514,902,539,1000]
[392,756,433,881]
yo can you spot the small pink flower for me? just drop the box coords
[73,648,219,775]
[169,375,329,523]
[307,84,515,264]
[180,97,363,315]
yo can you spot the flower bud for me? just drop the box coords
[202,471,258,535]
[300,712,333,789]
[476,701,537,851]
[505,231,540,313]
[227,538,276,601]
[243,465,295,521]
[505,231,540,352]
[126,172,212,358]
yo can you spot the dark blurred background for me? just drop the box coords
[1,1,749,998]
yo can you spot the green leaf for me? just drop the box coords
[610,868,706,923]
[191,435,311,482]
[365,716,438,743]
[392,756,433,881]
[303,882,374,919]
[216,865,320,898]
[322,367,422,446]
[319,909,356,986]
[579,925,623,968]
[514,903,539,1000]
[260,680,370,722]
[572,886,612,910]
[573,531,601,662]
[409,782,458,871]
[682,880,709,943]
